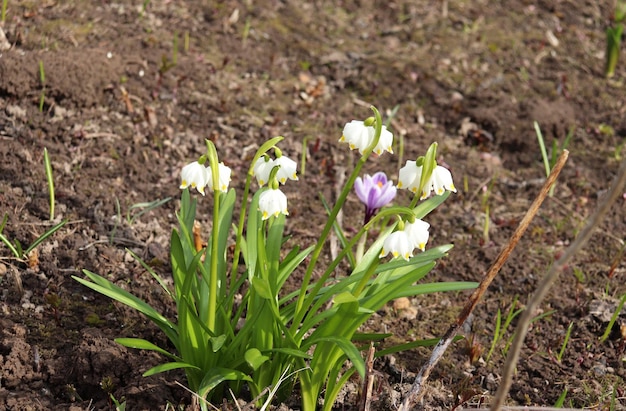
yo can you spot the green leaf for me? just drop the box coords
[277,245,312,290]
[73,271,178,347]
[333,291,358,305]
[352,333,393,342]
[392,281,478,299]
[115,338,180,361]
[267,347,312,360]
[126,248,173,300]
[244,348,270,371]
[197,368,253,398]
[210,334,227,352]
[142,361,201,377]
[315,336,365,378]
[251,277,273,299]
[24,219,67,255]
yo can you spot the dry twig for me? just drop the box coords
[398,151,569,411]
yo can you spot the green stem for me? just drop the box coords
[292,106,384,328]
[205,140,221,332]
[229,137,284,298]
[350,258,379,298]
[44,148,55,220]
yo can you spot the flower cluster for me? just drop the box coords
[339,120,393,155]
[180,161,232,195]
[253,155,298,186]
[253,153,298,220]
[180,150,299,221]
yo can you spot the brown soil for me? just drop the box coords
[1,0,625,410]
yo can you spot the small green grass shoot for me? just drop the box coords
[0,148,66,261]
[605,0,625,78]
[44,148,55,220]
[1,0,8,23]
[599,293,626,343]
[486,296,522,362]
[38,60,46,112]
[534,121,574,197]
[554,387,568,407]
[556,321,573,362]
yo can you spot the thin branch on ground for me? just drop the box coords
[398,151,569,411]
[491,156,626,411]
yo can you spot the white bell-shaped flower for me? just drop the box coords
[180,161,210,195]
[253,157,275,186]
[398,161,456,200]
[340,120,393,155]
[258,188,289,220]
[206,162,232,193]
[397,160,423,195]
[429,166,456,196]
[274,155,298,184]
[380,230,414,261]
[404,219,430,251]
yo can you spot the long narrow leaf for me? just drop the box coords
[24,220,66,255]
[115,338,181,361]
[312,336,365,378]
[197,367,253,398]
[143,361,201,377]
[126,248,173,300]
[0,232,20,258]
[73,271,178,346]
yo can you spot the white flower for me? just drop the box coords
[374,126,394,155]
[380,231,414,260]
[274,155,298,184]
[397,160,423,195]
[254,157,275,186]
[429,165,456,196]
[404,219,430,251]
[206,162,232,193]
[398,161,456,200]
[339,120,393,155]
[180,161,210,195]
[258,188,289,220]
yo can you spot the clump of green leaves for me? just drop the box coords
[75,107,476,410]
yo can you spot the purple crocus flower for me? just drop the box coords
[354,172,397,223]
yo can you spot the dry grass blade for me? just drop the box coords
[398,151,570,411]
[491,156,626,411]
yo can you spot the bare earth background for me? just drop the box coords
[1,0,625,409]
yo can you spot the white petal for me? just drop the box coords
[430,166,456,195]
[373,125,394,155]
[253,157,275,186]
[341,120,371,154]
[217,162,232,192]
[404,219,430,251]
[398,161,421,193]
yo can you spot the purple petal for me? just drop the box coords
[354,177,369,204]
[372,182,397,208]
[371,172,388,186]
